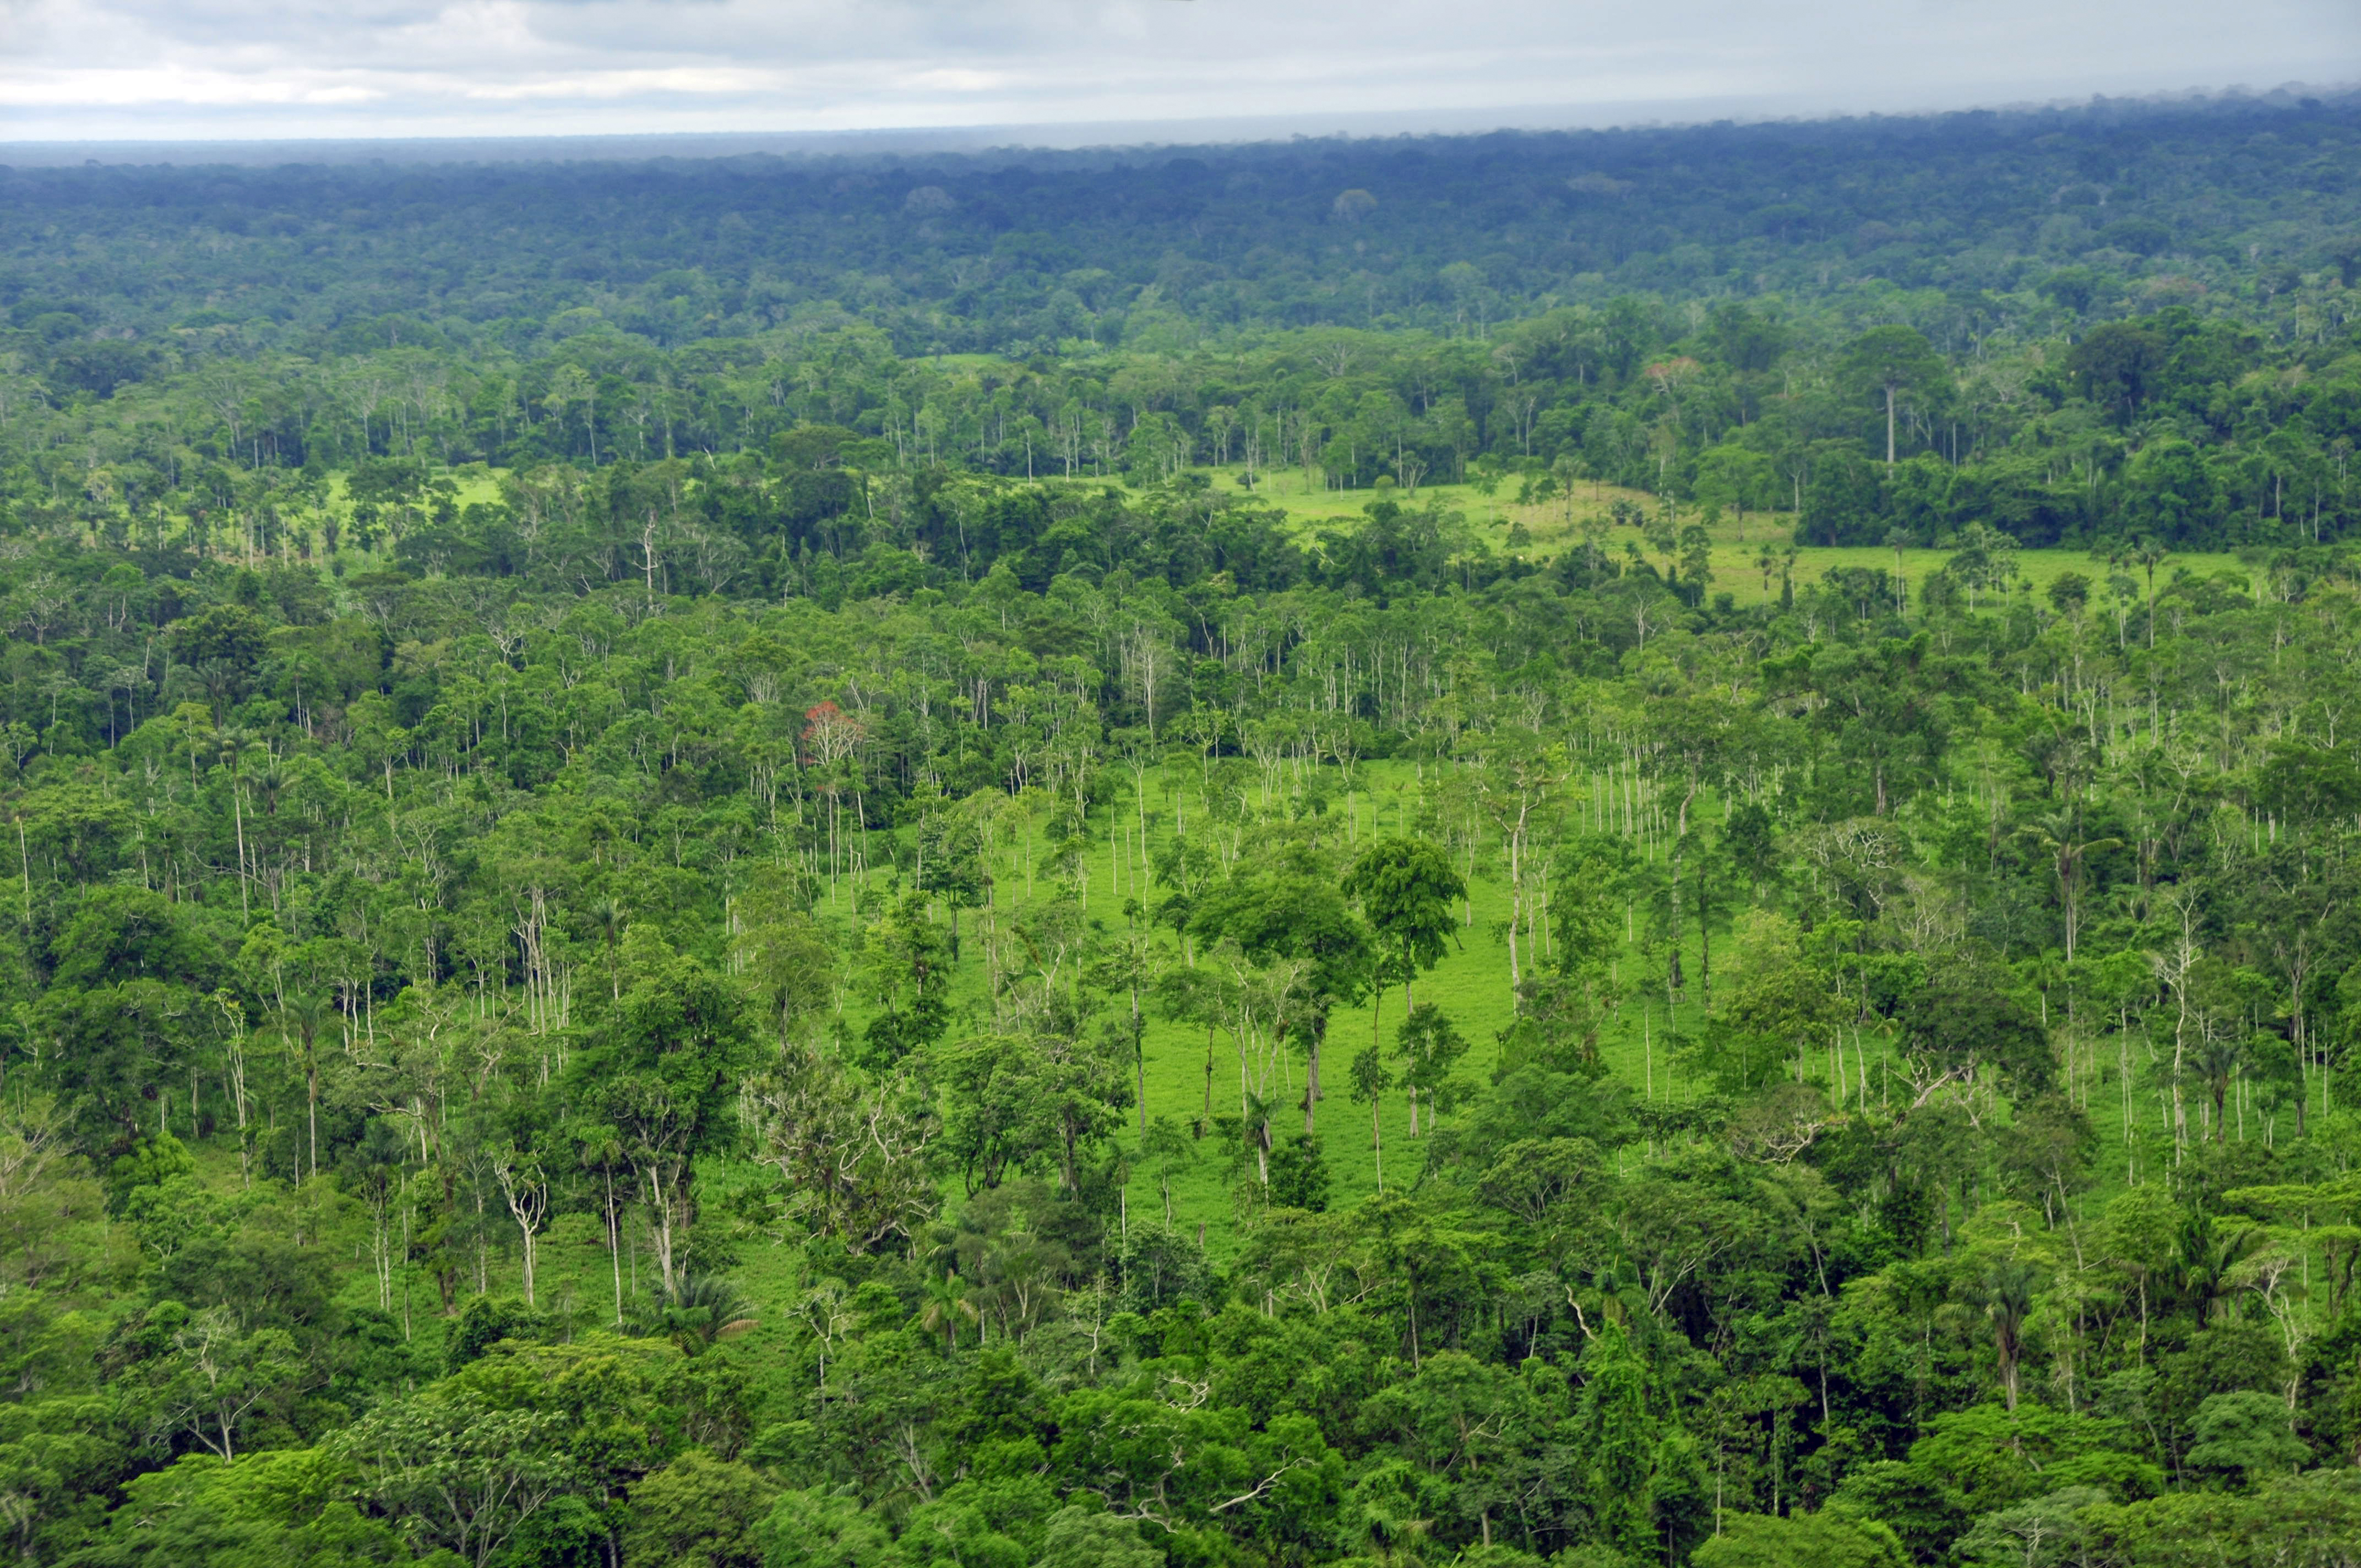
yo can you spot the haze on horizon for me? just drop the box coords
[0,0,2354,150]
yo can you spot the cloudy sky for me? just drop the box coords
[0,0,2354,146]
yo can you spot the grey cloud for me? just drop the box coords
[0,0,2353,144]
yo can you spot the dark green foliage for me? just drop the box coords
[1188,865,1370,1008]
[443,1296,556,1375]
[1344,838,1464,998]
[1903,951,2053,1093]
[1265,1135,1330,1213]
[619,1449,775,1568]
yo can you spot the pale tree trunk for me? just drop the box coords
[226,1030,251,1189]
[1304,1016,1323,1137]
[497,1163,547,1307]
[1133,979,1147,1142]
[605,1171,624,1325]
[371,1196,394,1310]
[304,1036,319,1183]
[645,1164,680,1297]
[1404,973,1419,1135]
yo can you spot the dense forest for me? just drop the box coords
[3,91,2360,554]
[0,92,2357,1568]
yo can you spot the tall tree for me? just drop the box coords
[1842,325,1946,466]
[1343,837,1463,1131]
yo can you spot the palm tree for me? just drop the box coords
[2019,810,2121,963]
[590,900,627,998]
[2109,536,2172,649]
[1979,1257,2041,1411]
[643,1274,755,1354]
[918,1272,977,1352]
[280,993,333,1180]
[2187,1028,2251,1145]
[2172,1208,2267,1325]
[2134,537,2170,647]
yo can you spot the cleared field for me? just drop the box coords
[311,460,2249,614]
[237,475,2239,1325]
[1204,462,2251,608]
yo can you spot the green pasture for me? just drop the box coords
[1199,461,2253,608]
[339,758,1771,1334]
[822,758,2169,1268]
[886,757,2182,1268]
[318,458,2253,616]
[246,756,2207,1345]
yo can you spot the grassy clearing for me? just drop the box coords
[1037,764,1782,1258]
[792,764,1872,1264]
[1067,763,2187,1266]
[316,460,2252,617]
[1203,462,2253,609]
[282,760,2179,1338]
[256,463,2237,1320]
[173,698,2217,1367]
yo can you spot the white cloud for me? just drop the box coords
[0,0,2352,144]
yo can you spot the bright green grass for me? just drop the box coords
[878,759,2201,1268]
[1194,461,2253,611]
[1699,542,2251,611]
[317,460,2253,619]
[1056,767,1783,1257]
[318,466,508,511]
[449,466,507,508]
[286,761,2188,1338]
[717,762,1737,1275]
[1204,463,1526,533]
[810,767,1836,1259]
